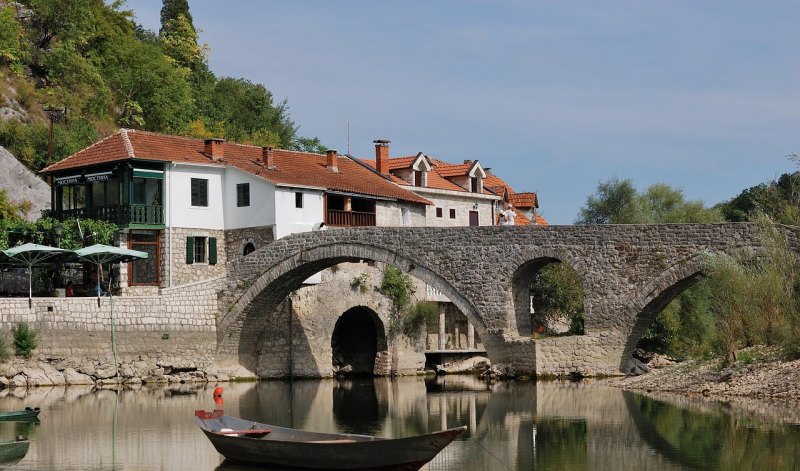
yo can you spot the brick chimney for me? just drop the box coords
[326,149,338,173]
[374,139,390,175]
[463,160,473,165]
[262,146,275,168]
[204,138,225,161]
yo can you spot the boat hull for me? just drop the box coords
[0,408,39,422]
[197,415,465,470]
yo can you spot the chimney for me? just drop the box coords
[262,146,275,168]
[463,159,473,165]
[204,138,225,161]
[326,149,339,173]
[374,139,390,175]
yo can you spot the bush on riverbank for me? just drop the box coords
[12,322,37,358]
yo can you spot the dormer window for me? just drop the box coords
[470,176,482,193]
[414,170,427,187]
[411,153,432,188]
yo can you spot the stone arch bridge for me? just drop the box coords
[216,223,800,376]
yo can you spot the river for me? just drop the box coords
[0,377,797,470]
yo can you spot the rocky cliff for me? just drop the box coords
[0,146,50,221]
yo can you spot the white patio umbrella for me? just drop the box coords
[71,244,148,374]
[1,243,69,308]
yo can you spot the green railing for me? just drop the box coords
[51,204,164,227]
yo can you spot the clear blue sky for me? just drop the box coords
[125,1,799,224]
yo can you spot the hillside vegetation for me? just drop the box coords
[0,0,325,177]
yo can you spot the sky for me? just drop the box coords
[125,0,799,224]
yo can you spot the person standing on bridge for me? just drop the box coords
[500,203,516,226]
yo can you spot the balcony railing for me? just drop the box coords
[326,209,376,227]
[50,204,164,227]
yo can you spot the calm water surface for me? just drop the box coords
[0,377,797,470]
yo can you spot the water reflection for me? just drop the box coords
[0,379,795,470]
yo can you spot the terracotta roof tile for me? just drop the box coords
[510,192,538,209]
[42,130,430,205]
[432,162,472,177]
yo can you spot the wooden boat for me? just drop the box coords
[195,393,465,471]
[0,407,39,422]
[0,437,29,466]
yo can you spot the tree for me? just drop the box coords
[576,177,640,224]
[160,0,193,34]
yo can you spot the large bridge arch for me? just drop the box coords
[510,248,590,336]
[218,241,487,364]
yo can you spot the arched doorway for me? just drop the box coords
[331,307,387,376]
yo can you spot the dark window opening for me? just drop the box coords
[191,178,208,207]
[449,208,456,219]
[194,236,206,263]
[243,242,256,256]
[237,183,250,207]
[436,208,443,218]
[295,191,303,208]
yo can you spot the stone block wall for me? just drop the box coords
[224,225,275,261]
[0,276,223,368]
[169,227,227,286]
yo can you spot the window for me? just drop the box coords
[436,208,443,218]
[186,236,217,265]
[194,237,206,263]
[449,208,456,219]
[236,183,250,207]
[401,207,410,225]
[414,170,427,187]
[191,178,208,207]
[295,191,303,208]
[243,242,256,256]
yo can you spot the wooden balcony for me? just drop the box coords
[326,209,376,227]
[49,204,164,227]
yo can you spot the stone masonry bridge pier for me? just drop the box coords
[216,223,800,376]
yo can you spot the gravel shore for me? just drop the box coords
[608,353,800,423]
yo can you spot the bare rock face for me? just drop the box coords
[61,368,95,385]
[0,146,50,221]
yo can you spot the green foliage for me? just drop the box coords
[577,178,722,225]
[0,217,118,250]
[160,0,194,35]
[403,301,438,335]
[379,265,415,313]
[0,0,323,174]
[703,222,800,365]
[530,262,585,335]
[0,7,28,73]
[351,273,369,293]
[11,322,37,358]
[716,170,800,225]
[0,334,9,360]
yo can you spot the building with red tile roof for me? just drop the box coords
[40,130,432,290]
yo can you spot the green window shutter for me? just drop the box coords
[209,237,217,265]
[186,237,194,264]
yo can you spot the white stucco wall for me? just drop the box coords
[376,201,427,227]
[273,186,325,239]
[223,167,276,229]
[166,164,225,230]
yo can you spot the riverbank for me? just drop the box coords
[0,357,256,388]
[610,348,800,404]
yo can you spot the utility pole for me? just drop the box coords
[43,107,67,163]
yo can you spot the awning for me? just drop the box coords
[132,168,164,179]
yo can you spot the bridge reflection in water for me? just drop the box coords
[0,379,797,470]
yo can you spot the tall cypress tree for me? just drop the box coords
[160,0,194,34]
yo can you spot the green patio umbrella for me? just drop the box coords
[72,244,148,374]
[2,243,69,308]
